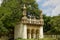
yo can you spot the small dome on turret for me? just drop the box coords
[23,4,26,9]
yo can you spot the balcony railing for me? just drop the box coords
[22,19,44,25]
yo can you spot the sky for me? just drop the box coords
[36,0,60,16]
[0,0,60,16]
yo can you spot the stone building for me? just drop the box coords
[14,4,44,39]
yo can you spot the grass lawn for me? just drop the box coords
[16,38,58,40]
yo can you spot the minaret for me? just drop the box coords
[40,10,44,25]
[22,4,27,20]
[39,10,44,38]
[22,4,27,39]
[14,4,27,40]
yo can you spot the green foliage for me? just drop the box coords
[0,0,60,39]
[0,0,40,38]
[43,15,52,33]
[43,15,60,34]
[50,15,60,34]
[15,38,57,40]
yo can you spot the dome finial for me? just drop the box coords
[23,4,26,9]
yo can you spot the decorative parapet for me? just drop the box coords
[22,18,44,26]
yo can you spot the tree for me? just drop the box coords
[50,15,60,34]
[43,14,60,34]
[0,0,41,39]
[43,15,52,34]
[0,7,9,36]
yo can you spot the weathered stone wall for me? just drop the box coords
[14,23,27,39]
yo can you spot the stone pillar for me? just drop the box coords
[29,29,31,39]
[22,24,27,39]
[33,30,36,39]
[39,26,44,38]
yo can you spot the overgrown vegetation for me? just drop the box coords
[0,0,40,39]
[43,15,60,34]
[15,38,57,40]
[0,0,60,40]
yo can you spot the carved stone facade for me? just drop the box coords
[14,4,44,39]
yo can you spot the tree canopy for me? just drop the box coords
[0,0,41,37]
[0,0,60,39]
[43,15,60,34]
[50,15,60,34]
